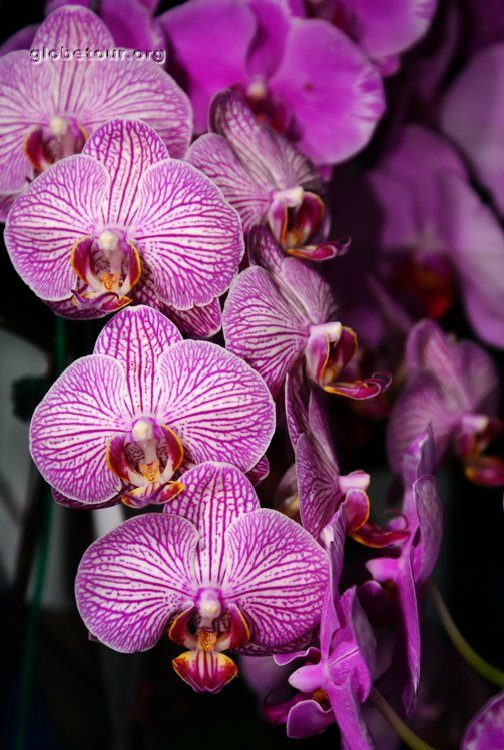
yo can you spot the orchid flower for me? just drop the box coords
[387,319,504,485]
[341,125,504,347]
[366,429,443,714]
[187,90,348,262]
[160,0,385,165]
[222,226,391,400]
[5,118,243,319]
[269,516,377,746]
[0,5,191,219]
[30,306,275,508]
[75,461,329,693]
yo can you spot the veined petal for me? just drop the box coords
[76,513,197,652]
[222,266,308,398]
[166,462,259,586]
[280,257,337,323]
[82,55,192,161]
[163,297,222,338]
[326,680,374,750]
[4,155,107,300]
[94,306,182,417]
[157,340,276,472]
[462,691,504,750]
[83,119,168,227]
[209,89,322,193]
[133,159,244,310]
[270,19,385,164]
[296,432,341,541]
[187,133,269,231]
[33,6,113,50]
[222,508,329,650]
[30,355,128,503]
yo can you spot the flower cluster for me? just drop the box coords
[2,1,504,748]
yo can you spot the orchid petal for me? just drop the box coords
[33,5,113,50]
[286,700,334,738]
[75,513,197,652]
[222,266,308,398]
[296,432,341,541]
[162,297,222,338]
[133,159,243,310]
[280,257,337,323]
[462,690,504,750]
[94,306,181,417]
[269,19,385,164]
[172,649,238,694]
[83,119,168,226]
[30,355,127,503]
[223,509,329,650]
[160,0,256,132]
[187,133,269,231]
[4,155,107,300]
[157,340,276,472]
[166,462,259,585]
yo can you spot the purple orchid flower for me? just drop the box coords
[366,429,443,714]
[5,118,243,319]
[269,515,377,746]
[222,226,391,401]
[0,5,191,219]
[341,125,504,347]
[160,0,385,165]
[289,0,438,75]
[75,461,329,693]
[462,691,504,750]
[30,306,275,508]
[387,319,504,485]
[187,90,348,262]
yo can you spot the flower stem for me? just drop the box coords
[428,580,504,688]
[369,687,438,750]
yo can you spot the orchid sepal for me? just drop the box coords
[323,372,392,400]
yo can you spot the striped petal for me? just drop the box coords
[166,462,259,585]
[83,119,169,227]
[75,513,197,652]
[133,160,244,310]
[222,266,308,398]
[163,297,222,338]
[4,155,107,300]
[187,133,269,231]
[157,340,276,472]
[296,432,342,541]
[30,355,128,503]
[222,508,329,651]
[94,306,181,418]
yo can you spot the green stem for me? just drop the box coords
[15,317,66,750]
[369,687,439,750]
[428,580,504,688]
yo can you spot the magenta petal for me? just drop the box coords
[162,297,222,338]
[94,306,182,417]
[223,509,329,651]
[222,266,308,398]
[166,462,259,585]
[30,355,128,503]
[134,160,244,310]
[33,5,113,50]
[296,432,341,541]
[157,340,276,472]
[269,19,385,164]
[83,119,169,226]
[160,0,256,132]
[187,133,269,231]
[287,700,335,738]
[4,155,107,300]
[75,513,197,652]
[441,45,504,215]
